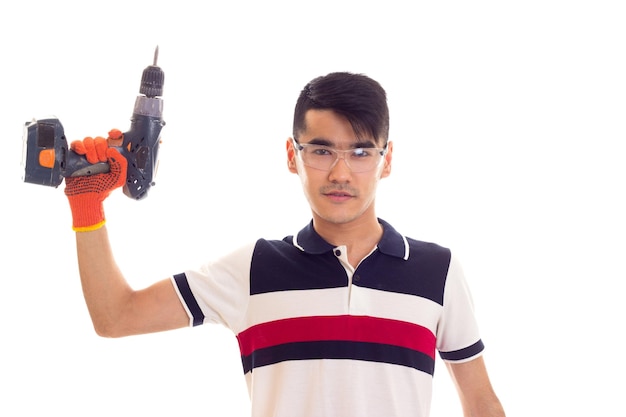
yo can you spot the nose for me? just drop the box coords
[328,153,351,182]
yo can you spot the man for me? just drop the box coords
[65,72,505,416]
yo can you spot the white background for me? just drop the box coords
[2,1,625,415]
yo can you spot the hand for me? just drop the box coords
[70,129,124,164]
[64,132,127,232]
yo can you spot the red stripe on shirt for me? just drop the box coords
[237,315,435,359]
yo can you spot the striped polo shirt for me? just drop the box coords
[172,219,484,417]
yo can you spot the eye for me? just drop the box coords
[351,148,373,158]
[310,146,334,156]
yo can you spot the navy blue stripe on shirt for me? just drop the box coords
[240,340,436,375]
[173,273,205,326]
[250,238,451,305]
[439,340,485,361]
[250,240,347,295]
[354,241,451,305]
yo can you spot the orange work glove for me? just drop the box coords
[64,130,127,232]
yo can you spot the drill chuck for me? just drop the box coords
[140,66,164,98]
[140,47,164,98]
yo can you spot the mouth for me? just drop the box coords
[323,189,355,202]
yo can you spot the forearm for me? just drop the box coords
[447,358,506,417]
[75,226,134,337]
[461,396,506,417]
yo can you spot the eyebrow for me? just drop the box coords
[306,137,379,148]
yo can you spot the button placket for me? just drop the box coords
[333,245,356,309]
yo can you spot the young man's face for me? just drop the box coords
[286,109,393,227]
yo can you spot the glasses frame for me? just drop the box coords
[292,139,388,173]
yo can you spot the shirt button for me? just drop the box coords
[354,274,361,282]
[334,249,342,257]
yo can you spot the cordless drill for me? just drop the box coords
[22,47,166,201]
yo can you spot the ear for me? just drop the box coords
[380,140,393,179]
[286,138,298,174]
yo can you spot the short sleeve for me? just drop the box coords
[436,254,485,363]
[171,241,256,332]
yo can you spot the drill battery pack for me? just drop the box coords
[22,117,71,188]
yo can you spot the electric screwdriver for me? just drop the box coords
[22,47,166,201]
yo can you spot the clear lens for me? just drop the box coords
[297,143,385,172]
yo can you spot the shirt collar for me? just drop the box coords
[292,218,409,260]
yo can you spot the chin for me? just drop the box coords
[314,209,365,226]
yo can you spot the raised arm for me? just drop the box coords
[66,136,188,338]
[75,227,188,337]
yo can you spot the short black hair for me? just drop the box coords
[292,72,389,144]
